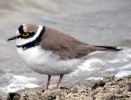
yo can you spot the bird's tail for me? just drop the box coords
[93,45,122,52]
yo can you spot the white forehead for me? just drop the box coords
[22,24,28,32]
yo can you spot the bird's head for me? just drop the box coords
[7,23,44,46]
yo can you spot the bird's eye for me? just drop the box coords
[22,32,29,37]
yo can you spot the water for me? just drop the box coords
[0,0,131,93]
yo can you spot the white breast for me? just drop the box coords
[17,46,81,75]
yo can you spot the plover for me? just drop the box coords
[7,23,121,90]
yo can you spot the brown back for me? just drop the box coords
[40,27,98,59]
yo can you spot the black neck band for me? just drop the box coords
[17,26,45,50]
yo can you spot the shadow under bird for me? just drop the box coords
[7,23,122,91]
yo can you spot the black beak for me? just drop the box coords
[7,35,20,41]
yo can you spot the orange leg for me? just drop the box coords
[57,74,64,88]
[46,75,51,89]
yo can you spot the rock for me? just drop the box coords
[103,93,115,100]
[19,90,41,100]
[40,90,50,100]
[127,83,131,92]
[103,76,115,83]
[91,80,106,89]
[7,93,21,100]
[70,85,87,94]
[86,96,94,100]
[2,76,131,100]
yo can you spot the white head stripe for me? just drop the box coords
[30,25,43,42]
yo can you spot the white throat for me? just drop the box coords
[16,25,43,46]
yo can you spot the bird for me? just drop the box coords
[7,23,122,90]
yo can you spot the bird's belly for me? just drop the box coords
[17,46,80,75]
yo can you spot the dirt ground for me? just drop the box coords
[3,76,131,100]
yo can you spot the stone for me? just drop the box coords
[126,83,131,92]
[7,93,21,100]
[40,90,50,100]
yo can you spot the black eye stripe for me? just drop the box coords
[30,32,35,34]
[28,32,35,37]
[19,32,35,38]
[22,32,29,36]
[18,25,24,33]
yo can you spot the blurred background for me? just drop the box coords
[0,0,131,93]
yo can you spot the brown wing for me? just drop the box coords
[40,27,97,59]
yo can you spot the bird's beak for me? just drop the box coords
[7,35,20,41]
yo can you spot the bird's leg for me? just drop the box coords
[46,75,51,89]
[57,74,64,88]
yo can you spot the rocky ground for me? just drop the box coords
[2,76,131,100]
